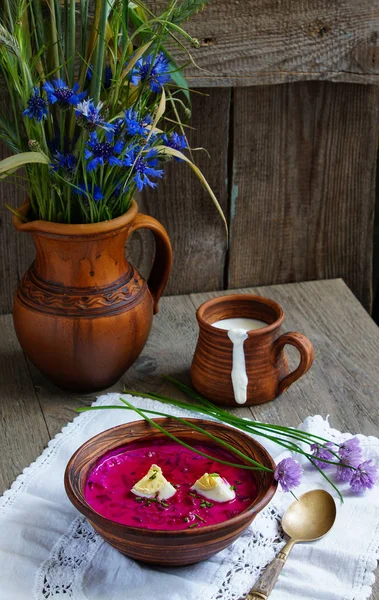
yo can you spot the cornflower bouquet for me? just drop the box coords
[78,377,379,500]
[0,0,223,224]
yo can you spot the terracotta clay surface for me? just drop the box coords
[191,294,314,406]
[13,201,172,391]
[64,418,277,566]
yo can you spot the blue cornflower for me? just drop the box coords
[147,132,159,146]
[124,108,148,137]
[86,64,93,83]
[76,182,104,202]
[75,99,114,132]
[162,132,187,161]
[123,144,140,166]
[23,87,48,122]
[86,64,112,89]
[129,52,171,92]
[104,64,113,90]
[162,132,187,152]
[124,147,163,191]
[48,130,75,155]
[85,131,124,172]
[112,118,124,137]
[43,79,86,108]
[51,151,77,173]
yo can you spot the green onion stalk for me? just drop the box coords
[77,377,379,500]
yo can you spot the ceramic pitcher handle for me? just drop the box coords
[272,332,314,395]
[128,214,172,314]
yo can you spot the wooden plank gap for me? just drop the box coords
[223,88,235,290]
[23,356,53,441]
[147,0,379,87]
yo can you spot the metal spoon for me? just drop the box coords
[245,489,337,600]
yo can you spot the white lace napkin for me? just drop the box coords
[0,393,378,600]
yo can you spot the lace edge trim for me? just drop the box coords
[345,511,379,600]
[32,496,379,600]
[33,505,286,600]
[33,516,103,600]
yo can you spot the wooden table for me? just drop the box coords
[1,278,378,597]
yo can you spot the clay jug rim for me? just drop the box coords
[13,199,138,236]
[196,293,284,336]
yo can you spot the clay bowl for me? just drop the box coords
[65,418,277,567]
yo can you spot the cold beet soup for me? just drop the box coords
[84,440,258,530]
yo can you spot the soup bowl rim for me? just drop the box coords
[64,417,278,536]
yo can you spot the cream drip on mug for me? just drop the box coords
[212,318,268,404]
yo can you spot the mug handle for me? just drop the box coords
[128,213,172,315]
[271,332,314,395]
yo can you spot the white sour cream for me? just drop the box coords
[191,473,236,503]
[212,318,268,404]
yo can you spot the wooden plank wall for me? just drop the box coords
[155,0,379,86]
[1,0,379,313]
[228,83,379,308]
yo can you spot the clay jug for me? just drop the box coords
[13,200,172,392]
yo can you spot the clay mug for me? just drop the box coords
[191,294,314,406]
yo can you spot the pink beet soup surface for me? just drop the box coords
[84,439,259,530]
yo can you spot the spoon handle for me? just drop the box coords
[244,540,295,599]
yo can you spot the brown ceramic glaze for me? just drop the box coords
[191,294,314,406]
[13,201,172,391]
[64,418,277,566]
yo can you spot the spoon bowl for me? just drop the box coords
[246,489,337,599]
[282,489,337,542]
